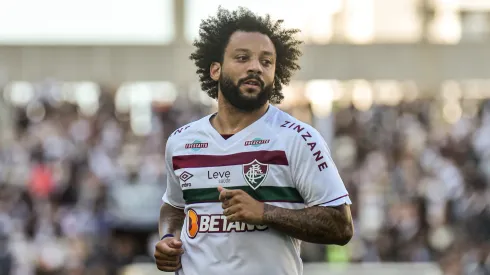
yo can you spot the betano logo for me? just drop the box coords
[185,140,208,152]
[186,209,268,239]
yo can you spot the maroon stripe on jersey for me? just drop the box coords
[172,150,288,170]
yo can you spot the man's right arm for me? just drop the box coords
[155,139,186,272]
[160,138,186,238]
[159,203,185,238]
[155,203,186,272]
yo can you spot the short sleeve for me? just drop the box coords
[290,128,351,208]
[162,141,185,209]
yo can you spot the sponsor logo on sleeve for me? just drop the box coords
[280,120,328,171]
[173,125,191,136]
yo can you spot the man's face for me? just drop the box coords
[215,31,276,112]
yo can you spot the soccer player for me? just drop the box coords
[154,7,353,275]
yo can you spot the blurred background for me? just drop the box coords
[0,0,490,274]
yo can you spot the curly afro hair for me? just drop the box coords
[189,7,303,104]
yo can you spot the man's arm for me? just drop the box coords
[160,138,186,238]
[276,126,353,245]
[159,203,186,238]
[263,204,353,245]
[218,186,353,245]
[155,203,185,272]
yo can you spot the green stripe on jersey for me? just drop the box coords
[183,186,304,204]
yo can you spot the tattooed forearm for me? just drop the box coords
[262,204,353,245]
[159,203,185,238]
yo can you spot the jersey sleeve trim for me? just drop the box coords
[310,194,351,207]
[162,195,185,209]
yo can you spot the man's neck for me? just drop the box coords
[211,97,269,135]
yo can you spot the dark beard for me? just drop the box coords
[219,73,273,112]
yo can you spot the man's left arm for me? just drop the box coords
[218,185,353,245]
[219,128,354,245]
[261,129,354,244]
[262,203,353,245]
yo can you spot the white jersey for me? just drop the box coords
[162,105,351,275]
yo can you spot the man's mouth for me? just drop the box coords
[242,79,261,87]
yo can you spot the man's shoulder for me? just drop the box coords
[167,115,211,144]
[271,108,332,172]
[268,106,321,141]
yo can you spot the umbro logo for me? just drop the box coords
[179,171,193,188]
[179,171,193,182]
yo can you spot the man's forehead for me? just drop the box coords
[226,31,276,55]
[234,48,274,56]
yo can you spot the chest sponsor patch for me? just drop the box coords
[244,138,270,147]
[186,209,268,239]
[185,140,208,151]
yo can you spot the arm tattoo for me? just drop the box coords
[159,203,185,238]
[262,204,353,245]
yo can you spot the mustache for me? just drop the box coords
[238,75,265,88]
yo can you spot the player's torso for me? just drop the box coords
[170,116,304,275]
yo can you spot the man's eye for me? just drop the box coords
[236,56,248,61]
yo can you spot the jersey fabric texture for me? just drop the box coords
[162,105,351,275]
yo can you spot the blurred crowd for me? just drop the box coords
[318,98,490,275]
[0,90,207,275]
[0,88,489,275]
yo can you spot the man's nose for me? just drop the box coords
[246,58,263,75]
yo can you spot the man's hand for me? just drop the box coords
[154,237,184,272]
[218,186,265,225]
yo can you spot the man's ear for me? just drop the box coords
[210,62,221,81]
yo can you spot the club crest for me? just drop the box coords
[242,159,269,190]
